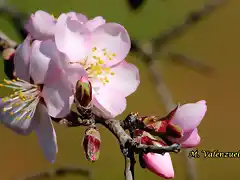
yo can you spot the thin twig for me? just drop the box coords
[124,156,133,180]
[153,0,227,50]
[168,52,214,75]
[0,30,17,50]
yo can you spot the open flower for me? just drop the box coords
[0,36,73,162]
[168,100,207,148]
[25,10,139,118]
[50,13,140,118]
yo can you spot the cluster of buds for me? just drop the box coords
[75,77,101,162]
[132,107,184,178]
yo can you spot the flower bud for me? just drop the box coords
[82,127,101,162]
[136,132,175,178]
[75,77,92,107]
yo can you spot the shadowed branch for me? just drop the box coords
[15,165,93,180]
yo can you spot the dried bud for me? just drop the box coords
[135,130,167,146]
[140,105,183,138]
[75,77,92,107]
[83,127,101,162]
[166,123,183,138]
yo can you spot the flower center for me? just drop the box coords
[69,47,115,85]
[0,78,41,120]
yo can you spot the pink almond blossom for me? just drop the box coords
[25,10,139,118]
[168,100,207,148]
[43,13,140,118]
[0,36,73,163]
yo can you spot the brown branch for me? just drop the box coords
[168,52,214,76]
[59,110,181,155]
[16,165,93,180]
[124,156,134,180]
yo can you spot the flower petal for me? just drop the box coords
[143,153,174,179]
[0,98,38,135]
[91,23,131,67]
[55,13,90,61]
[168,128,200,148]
[105,61,140,97]
[66,12,88,23]
[29,40,62,84]
[64,63,88,89]
[86,16,106,31]
[13,36,31,82]
[41,73,74,118]
[92,86,126,118]
[24,10,56,40]
[35,103,58,163]
[181,129,201,148]
[170,100,207,132]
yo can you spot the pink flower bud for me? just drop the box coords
[75,77,92,107]
[136,132,175,179]
[82,127,101,162]
[143,152,174,179]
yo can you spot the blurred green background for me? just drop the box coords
[0,0,239,180]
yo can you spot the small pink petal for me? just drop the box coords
[168,129,201,148]
[181,129,201,148]
[25,10,56,40]
[66,12,88,23]
[105,61,140,97]
[29,40,61,84]
[35,103,58,163]
[86,16,106,31]
[41,73,74,118]
[13,36,31,82]
[92,86,126,118]
[54,13,90,61]
[143,153,174,179]
[90,23,131,67]
[170,101,207,132]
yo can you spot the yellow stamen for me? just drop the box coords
[92,47,97,52]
